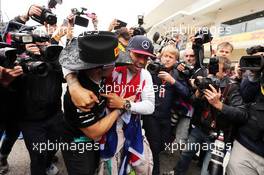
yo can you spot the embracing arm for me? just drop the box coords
[80,109,121,140]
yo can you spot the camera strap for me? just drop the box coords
[221,83,234,103]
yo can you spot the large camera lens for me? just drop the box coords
[24,61,49,77]
[42,45,63,62]
[43,9,57,25]
[194,77,220,92]
[45,13,57,25]
[240,55,264,71]
[147,62,161,74]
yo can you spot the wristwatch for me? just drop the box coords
[123,100,131,111]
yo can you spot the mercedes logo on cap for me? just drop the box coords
[142,40,150,50]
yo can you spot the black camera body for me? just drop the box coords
[147,62,168,75]
[178,61,195,78]
[1,21,63,76]
[32,7,57,25]
[194,28,213,47]
[20,45,62,76]
[0,47,48,76]
[0,45,62,76]
[4,22,51,53]
[0,47,17,68]
[209,57,219,75]
[16,56,49,77]
[39,45,63,63]
[192,28,213,69]
[194,76,220,93]
[71,8,89,27]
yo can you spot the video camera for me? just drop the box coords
[1,21,63,76]
[0,45,62,76]
[241,45,264,73]
[240,55,264,72]
[10,32,50,44]
[0,47,48,76]
[31,7,57,25]
[71,7,96,27]
[3,21,53,53]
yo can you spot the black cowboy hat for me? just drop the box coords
[59,31,119,70]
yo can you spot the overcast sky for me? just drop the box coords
[1,0,163,32]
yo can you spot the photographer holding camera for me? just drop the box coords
[17,32,63,175]
[143,44,191,175]
[174,55,247,175]
[4,8,64,173]
[226,45,264,175]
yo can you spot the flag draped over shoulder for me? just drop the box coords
[99,66,146,175]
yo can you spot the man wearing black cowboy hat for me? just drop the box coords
[59,31,126,175]
[60,34,156,174]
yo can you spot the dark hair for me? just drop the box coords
[246,45,264,55]
[152,32,160,43]
[115,27,131,41]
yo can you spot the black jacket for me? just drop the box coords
[17,61,64,121]
[192,76,248,142]
[9,17,64,121]
[237,79,264,157]
[148,68,191,119]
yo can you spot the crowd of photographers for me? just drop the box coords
[0,2,264,175]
